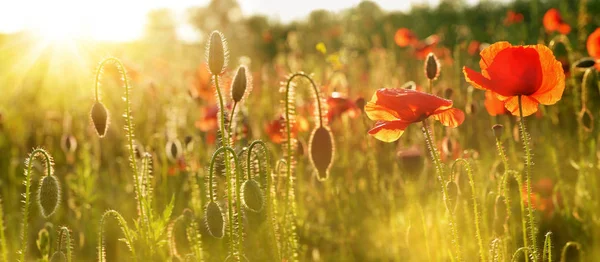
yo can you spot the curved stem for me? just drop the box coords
[20,148,53,262]
[513,172,530,262]
[452,159,485,262]
[543,232,552,262]
[560,241,582,262]
[518,95,538,259]
[57,227,72,262]
[512,247,532,262]
[98,210,136,262]
[247,140,271,181]
[282,73,323,259]
[94,58,144,228]
[209,146,244,259]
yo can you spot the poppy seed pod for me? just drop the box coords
[445,181,459,213]
[492,124,504,139]
[425,52,440,80]
[241,179,264,212]
[206,31,228,75]
[231,65,250,103]
[205,201,224,238]
[308,126,334,181]
[38,175,61,218]
[90,101,109,137]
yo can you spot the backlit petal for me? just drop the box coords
[504,96,540,116]
[432,108,465,127]
[479,41,512,74]
[463,66,492,91]
[368,120,410,142]
[530,44,565,105]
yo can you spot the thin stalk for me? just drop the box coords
[0,198,7,262]
[282,72,323,260]
[57,227,72,262]
[422,121,462,261]
[98,210,136,262]
[496,137,512,220]
[512,247,532,262]
[513,172,530,262]
[94,58,145,239]
[518,95,538,260]
[453,159,485,261]
[543,232,552,262]
[20,148,53,262]
[560,241,582,262]
[229,102,238,141]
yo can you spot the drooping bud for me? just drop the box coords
[60,134,77,154]
[425,52,440,81]
[38,175,61,218]
[206,31,228,75]
[308,126,335,181]
[231,65,251,103]
[574,57,596,69]
[165,139,182,163]
[205,201,224,238]
[90,101,109,137]
[241,179,264,212]
[445,181,459,213]
[492,124,504,139]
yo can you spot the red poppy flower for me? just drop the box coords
[587,28,600,70]
[264,115,309,144]
[522,178,561,217]
[484,91,509,116]
[365,88,465,142]
[394,28,418,47]
[195,104,219,132]
[468,40,481,56]
[327,92,359,122]
[463,42,565,117]
[189,64,213,101]
[504,10,524,25]
[543,8,571,34]
[414,34,441,60]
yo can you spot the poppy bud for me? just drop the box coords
[206,31,228,75]
[425,52,440,81]
[492,124,504,139]
[90,101,109,137]
[495,195,508,222]
[50,251,66,262]
[308,126,335,181]
[579,109,594,132]
[166,139,182,163]
[205,201,224,238]
[445,181,459,213]
[38,175,61,218]
[241,179,264,212]
[574,57,596,69]
[231,65,250,103]
[60,134,77,154]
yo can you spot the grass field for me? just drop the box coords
[1,0,600,261]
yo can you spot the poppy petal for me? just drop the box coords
[368,120,409,142]
[463,66,492,91]
[365,102,400,121]
[479,41,512,74]
[529,45,565,105]
[558,24,571,35]
[433,108,465,127]
[504,96,539,116]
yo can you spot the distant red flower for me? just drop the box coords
[504,10,524,25]
[326,92,359,122]
[264,115,309,144]
[365,88,464,142]
[587,28,600,70]
[522,178,561,217]
[468,41,481,56]
[414,34,441,60]
[439,136,461,162]
[394,28,418,47]
[543,8,571,34]
[463,42,565,116]
[189,64,232,103]
[195,104,219,132]
[484,91,509,116]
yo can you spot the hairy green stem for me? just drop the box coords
[0,198,7,262]
[57,227,72,262]
[560,241,582,262]
[518,95,538,260]
[422,122,462,261]
[543,232,552,262]
[20,148,53,262]
[453,159,485,261]
[98,210,136,262]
